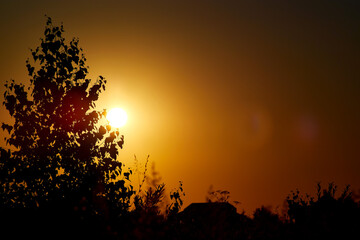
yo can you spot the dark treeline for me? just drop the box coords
[1,18,359,240]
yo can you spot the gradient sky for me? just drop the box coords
[1,0,360,213]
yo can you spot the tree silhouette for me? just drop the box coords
[0,17,133,219]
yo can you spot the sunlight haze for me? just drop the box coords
[1,0,360,214]
[107,108,128,128]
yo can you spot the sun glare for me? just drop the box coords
[107,108,128,128]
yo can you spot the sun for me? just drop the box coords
[106,108,128,128]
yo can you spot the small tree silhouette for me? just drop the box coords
[133,158,185,217]
[0,17,133,218]
[206,185,231,203]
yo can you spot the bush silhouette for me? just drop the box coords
[251,206,288,240]
[286,183,360,240]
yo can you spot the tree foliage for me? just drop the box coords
[0,17,132,212]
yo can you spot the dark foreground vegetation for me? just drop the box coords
[1,18,359,239]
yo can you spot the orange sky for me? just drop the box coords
[1,0,360,214]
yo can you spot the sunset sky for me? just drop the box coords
[1,0,360,213]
